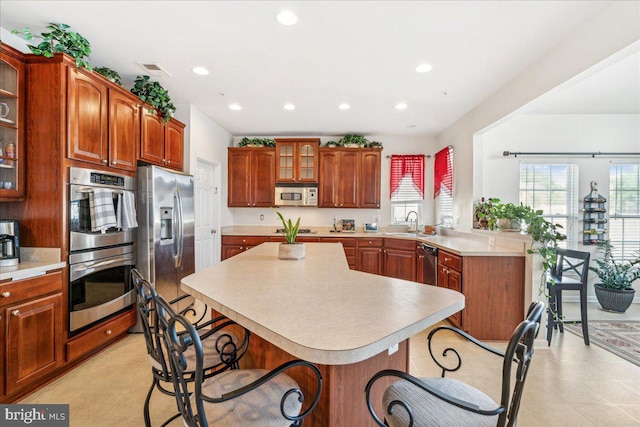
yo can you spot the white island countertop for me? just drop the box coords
[181,242,464,365]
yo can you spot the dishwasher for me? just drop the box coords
[420,243,438,286]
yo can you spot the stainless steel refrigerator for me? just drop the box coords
[136,165,195,314]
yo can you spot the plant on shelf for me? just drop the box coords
[238,137,276,147]
[339,134,369,147]
[589,241,639,312]
[325,140,342,147]
[130,75,176,123]
[12,23,92,69]
[94,66,124,86]
[368,140,383,148]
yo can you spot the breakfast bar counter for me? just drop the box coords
[181,242,464,426]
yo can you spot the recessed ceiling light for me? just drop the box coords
[338,103,351,110]
[192,66,209,76]
[284,103,296,110]
[395,103,408,110]
[415,63,433,73]
[277,10,298,26]
[229,104,242,111]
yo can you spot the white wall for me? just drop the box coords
[479,114,640,203]
[186,106,235,226]
[436,1,640,232]
[229,134,438,229]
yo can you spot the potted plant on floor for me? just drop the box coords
[276,211,304,260]
[590,241,639,312]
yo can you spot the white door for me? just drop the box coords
[194,157,220,271]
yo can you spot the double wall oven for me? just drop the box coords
[68,167,136,335]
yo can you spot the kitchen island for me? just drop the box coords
[181,242,464,426]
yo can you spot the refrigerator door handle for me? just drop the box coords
[175,185,184,268]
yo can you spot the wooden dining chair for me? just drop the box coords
[154,293,323,426]
[365,301,544,427]
[131,268,250,427]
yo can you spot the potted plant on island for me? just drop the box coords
[589,241,639,312]
[276,211,304,260]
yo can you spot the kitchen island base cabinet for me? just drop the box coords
[243,332,408,427]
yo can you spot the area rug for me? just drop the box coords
[564,320,640,367]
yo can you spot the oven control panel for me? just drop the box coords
[90,172,125,187]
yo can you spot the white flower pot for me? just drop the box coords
[278,243,305,260]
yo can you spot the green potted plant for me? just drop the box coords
[276,211,304,260]
[130,75,176,123]
[339,134,369,148]
[238,137,275,147]
[589,241,639,312]
[94,66,124,86]
[12,23,92,69]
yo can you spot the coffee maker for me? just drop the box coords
[0,219,20,267]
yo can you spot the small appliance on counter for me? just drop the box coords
[0,219,20,267]
[364,223,379,233]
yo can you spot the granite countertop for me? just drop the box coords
[0,248,66,281]
[181,242,465,365]
[221,225,528,257]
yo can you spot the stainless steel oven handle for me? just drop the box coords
[73,255,133,272]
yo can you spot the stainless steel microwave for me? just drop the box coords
[274,185,318,207]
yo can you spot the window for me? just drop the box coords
[435,147,453,227]
[519,164,579,248]
[609,164,640,260]
[390,155,424,224]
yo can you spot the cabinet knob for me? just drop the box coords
[112,161,117,165]
[102,159,108,164]
[167,160,171,165]
[105,329,112,335]
[163,159,167,163]
[1,291,10,297]
[11,309,20,316]
[444,257,451,262]
[368,241,372,245]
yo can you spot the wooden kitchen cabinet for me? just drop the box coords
[320,237,356,269]
[140,109,185,171]
[221,235,270,260]
[437,250,463,327]
[1,271,64,399]
[68,68,140,172]
[318,149,358,208]
[357,237,384,275]
[228,148,276,207]
[0,45,26,201]
[318,148,381,208]
[275,138,320,183]
[359,149,381,208]
[383,238,417,282]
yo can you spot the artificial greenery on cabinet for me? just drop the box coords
[12,23,93,69]
[130,75,176,123]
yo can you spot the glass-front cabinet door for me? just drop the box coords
[0,47,25,200]
[275,138,320,183]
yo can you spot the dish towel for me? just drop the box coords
[89,189,117,234]
[120,190,138,229]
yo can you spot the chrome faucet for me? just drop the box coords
[405,211,419,232]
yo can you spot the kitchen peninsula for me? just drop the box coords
[181,242,464,427]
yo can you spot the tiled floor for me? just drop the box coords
[20,302,640,426]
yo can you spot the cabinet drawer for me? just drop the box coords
[0,270,63,307]
[384,238,416,251]
[66,308,136,362]
[439,251,462,271]
[222,236,269,246]
[357,237,384,248]
[320,237,356,247]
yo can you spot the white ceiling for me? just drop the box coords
[1,1,633,137]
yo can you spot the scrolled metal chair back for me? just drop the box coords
[155,294,204,427]
[131,268,171,380]
[498,301,544,427]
